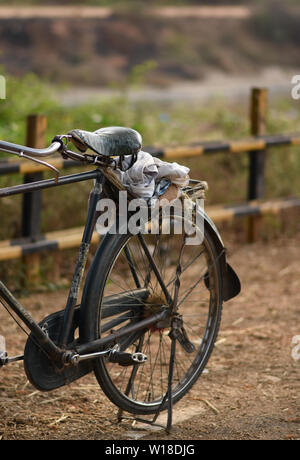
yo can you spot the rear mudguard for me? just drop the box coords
[200,208,241,301]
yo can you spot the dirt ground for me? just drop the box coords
[0,232,300,441]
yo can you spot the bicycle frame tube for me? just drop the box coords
[0,169,101,198]
[0,280,63,362]
[75,309,169,355]
[58,171,106,346]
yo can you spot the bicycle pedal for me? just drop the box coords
[108,350,147,367]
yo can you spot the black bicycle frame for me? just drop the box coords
[0,167,169,364]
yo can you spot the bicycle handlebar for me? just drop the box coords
[0,139,62,158]
[0,136,116,172]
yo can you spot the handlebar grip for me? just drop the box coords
[0,139,62,157]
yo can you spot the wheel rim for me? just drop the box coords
[96,224,221,412]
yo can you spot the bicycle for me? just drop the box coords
[0,126,241,432]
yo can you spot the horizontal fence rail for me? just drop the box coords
[0,196,299,262]
[148,133,300,159]
[1,132,300,176]
[0,156,79,175]
[0,227,101,262]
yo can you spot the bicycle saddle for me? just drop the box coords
[68,126,142,157]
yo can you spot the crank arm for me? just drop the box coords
[69,345,147,367]
[69,348,112,365]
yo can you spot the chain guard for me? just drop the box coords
[24,308,92,391]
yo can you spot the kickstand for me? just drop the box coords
[117,335,177,434]
[166,335,176,433]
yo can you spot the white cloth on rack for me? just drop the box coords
[114,151,190,198]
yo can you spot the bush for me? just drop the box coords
[0,72,58,148]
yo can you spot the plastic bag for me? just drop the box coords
[114,151,190,199]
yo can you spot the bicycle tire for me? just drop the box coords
[81,211,223,415]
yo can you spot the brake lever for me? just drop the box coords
[6,149,61,184]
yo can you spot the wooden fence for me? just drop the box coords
[0,88,300,282]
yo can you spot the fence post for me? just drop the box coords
[247,88,268,242]
[21,114,47,286]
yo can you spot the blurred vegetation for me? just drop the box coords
[248,1,300,45]
[0,72,58,147]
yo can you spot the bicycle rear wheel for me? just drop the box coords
[84,213,223,415]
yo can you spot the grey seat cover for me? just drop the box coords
[68,126,142,157]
